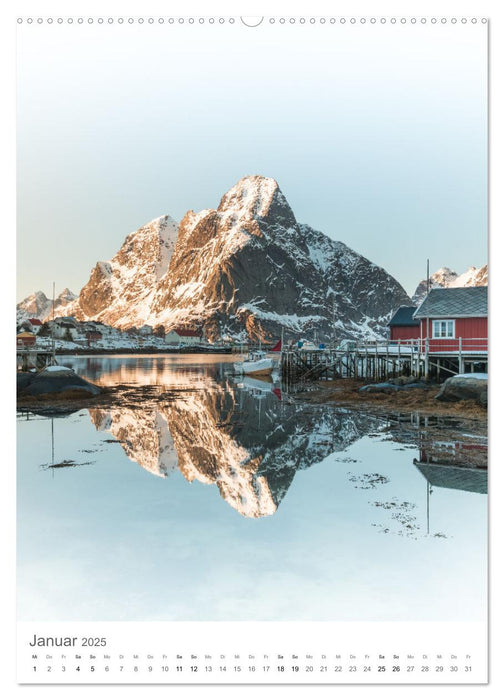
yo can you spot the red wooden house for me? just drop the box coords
[413,287,487,351]
[86,330,103,345]
[387,306,420,342]
[413,287,487,373]
[16,331,36,347]
[388,288,487,375]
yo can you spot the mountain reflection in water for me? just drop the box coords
[88,375,378,518]
[18,355,488,622]
[61,355,487,519]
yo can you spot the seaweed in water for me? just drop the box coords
[370,499,421,537]
[348,473,389,489]
[41,459,94,469]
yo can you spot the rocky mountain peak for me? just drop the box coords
[412,264,488,304]
[218,175,276,211]
[217,175,297,234]
[67,214,179,325]
[149,177,410,340]
[16,288,77,323]
[58,288,77,302]
[431,266,458,282]
[455,263,488,288]
[117,214,178,276]
[20,176,413,339]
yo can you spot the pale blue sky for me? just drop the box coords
[16,19,487,300]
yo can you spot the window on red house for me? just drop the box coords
[432,320,455,339]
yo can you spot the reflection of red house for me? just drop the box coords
[418,438,487,470]
[413,287,487,354]
[388,306,420,341]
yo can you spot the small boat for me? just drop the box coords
[297,339,326,351]
[234,349,274,377]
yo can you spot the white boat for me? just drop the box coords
[234,349,274,377]
[298,340,325,351]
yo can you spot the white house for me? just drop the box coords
[138,324,154,337]
[47,318,79,341]
[165,328,204,346]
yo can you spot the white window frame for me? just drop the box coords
[432,319,455,339]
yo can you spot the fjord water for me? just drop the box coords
[17,355,487,622]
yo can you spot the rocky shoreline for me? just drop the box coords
[294,378,487,423]
[17,382,196,416]
[17,377,488,425]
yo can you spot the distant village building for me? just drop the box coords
[138,324,154,337]
[387,306,420,341]
[28,318,43,334]
[165,328,204,346]
[86,330,103,345]
[16,331,36,347]
[47,317,79,341]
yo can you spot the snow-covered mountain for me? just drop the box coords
[16,287,77,323]
[412,264,488,304]
[65,215,178,327]
[452,264,488,288]
[146,176,411,340]
[18,176,412,341]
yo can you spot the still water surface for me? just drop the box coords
[17,355,487,622]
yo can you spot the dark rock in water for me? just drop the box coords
[17,372,35,391]
[17,367,102,399]
[359,382,401,394]
[399,382,430,390]
[435,375,487,406]
[389,375,427,387]
[359,380,430,394]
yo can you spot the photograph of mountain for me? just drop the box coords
[16,15,487,644]
[20,175,413,341]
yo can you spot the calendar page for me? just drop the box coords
[14,2,489,687]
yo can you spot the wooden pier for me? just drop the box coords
[280,338,488,384]
[17,348,56,372]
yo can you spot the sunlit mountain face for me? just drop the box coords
[34,175,410,341]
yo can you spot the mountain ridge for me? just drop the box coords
[412,264,488,304]
[18,175,427,340]
[16,288,77,325]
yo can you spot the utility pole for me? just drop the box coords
[51,281,56,365]
[425,260,430,379]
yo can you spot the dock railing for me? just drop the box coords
[280,337,488,383]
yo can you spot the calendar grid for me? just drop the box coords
[17,621,488,684]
